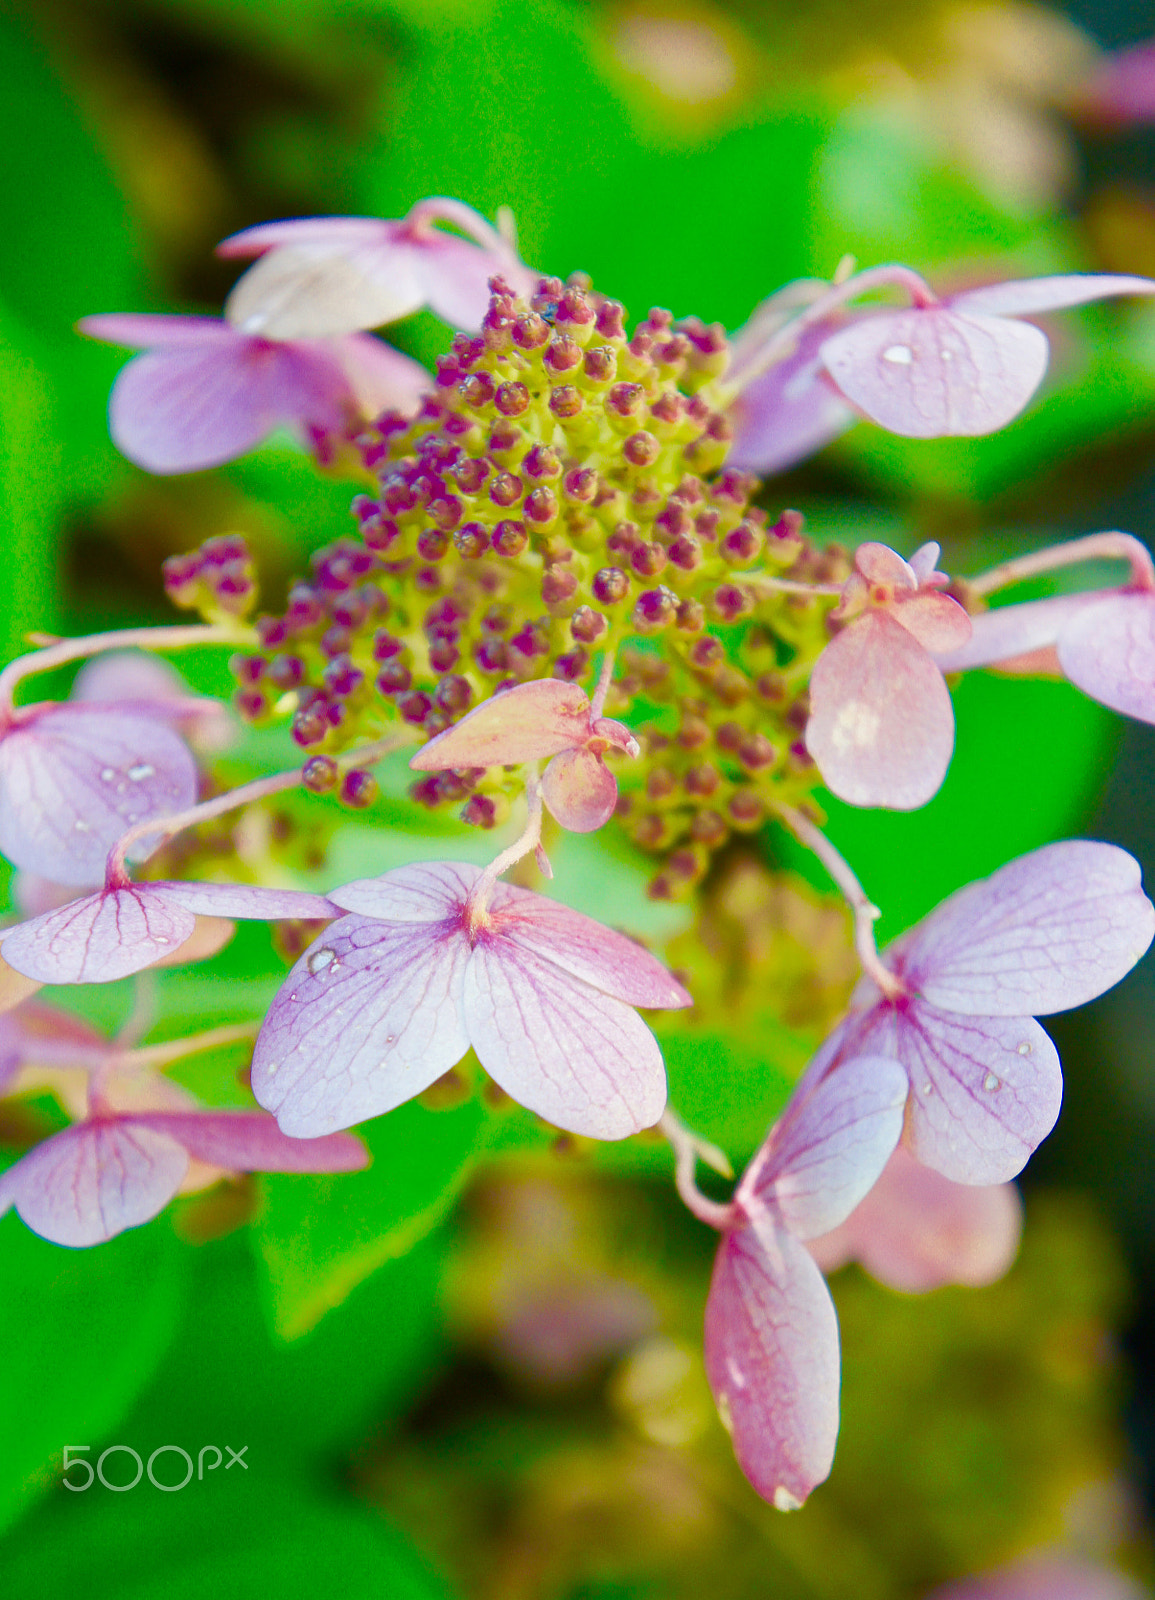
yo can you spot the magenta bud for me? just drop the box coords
[633,587,677,630]
[492,520,528,558]
[454,457,491,494]
[495,382,530,417]
[302,755,339,794]
[399,692,433,725]
[322,655,364,698]
[269,653,305,690]
[429,638,460,672]
[462,794,498,828]
[608,382,643,418]
[292,703,330,748]
[571,606,608,644]
[739,733,776,771]
[623,431,660,467]
[631,542,667,579]
[563,467,598,503]
[489,472,523,508]
[722,520,764,566]
[582,346,617,384]
[525,487,559,527]
[690,636,724,672]
[512,313,550,350]
[376,660,412,694]
[592,567,630,605]
[454,522,488,560]
[459,372,496,408]
[320,626,353,659]
[435,674,473,713]
[416,528,450,562]
[544,336,581,375]
[541,567,578,607]
[676,599,705,632]
[713,583,753,622]
[340,769,379,808]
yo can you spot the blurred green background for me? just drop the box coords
[3,0,1155,1593]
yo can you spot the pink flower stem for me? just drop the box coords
[103,732,407,888]
[88,1021,260,1107]
[968,530,1155,599]
[748,575,845,600]
[659,1107,738,1231]
[589,648,617,719]
[718,262,937,402]
[467,771,545,935]
[117,970,159,1049]
[0,622,252,718]
[776,804,905,1001]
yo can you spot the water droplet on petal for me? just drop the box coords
[773,1486,802,1512]
[920,1080,933,1095]
[155,936,170,945]
[939,349,953,362]
[385,1034,396,1045]
[73,820,90,833]
[100,768,116,782]
[1017,1040,1031,1056]
[307,947,336,975]
[983,1071,999,1092]
[726,1357,747,1390]
[882,344,913,365]
[266,1061,278,1077]
[128,763,155,781]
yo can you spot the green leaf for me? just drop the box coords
[254,1097,485,1338]
[0,1209,187,1535]
[0,305,62,658]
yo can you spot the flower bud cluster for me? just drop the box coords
[207,275,848,888]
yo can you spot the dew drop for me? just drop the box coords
[983,1071,999,1092]
[307,947,336,976]
[73,819,90,833]
[773,1486,802,1512]
[385,1034,396,1046]
[155,936,170,946]
[726,1357,747,1390]
[882,344,913,365]
[127,763,155,781]
[939,349,953,362]
[1016,1040,1031,1056]
[100,768,117,782]
[266,1062,278,1077]
[920,1080,934,1095]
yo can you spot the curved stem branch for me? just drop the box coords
[968,530,1155,600]
[659,1108,737,1231]
[467,771,545,933]
[775,804,905,1001]
[589,648,617,720]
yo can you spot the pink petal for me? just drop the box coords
[927,1556,1147,1600]
[1057,590,1155,724]
[329,859,480,922]
[703,1215,840,1510]
[819,307,1050,437]
[0,1120,188,1246]
[0,888,197,984]
[738,1054,907,1238]
[542,747,618,832]
[484,882,692,1009]
[224,237,425,339]
[805,611,955,810]
[418,234,527,330]
[72,651,236,753]
[126,1110,367,1173]
[909,542,943,585]
[808,1145,1022,1292]
[251,915,471,1136]
[0,706,197,885]
[148,881,341,922]
[78,313,238,349]
[727,325,857,475]
[949,273,1155,317]
[106,337,355,474]
[901,840,1155,1016]
[462,937,667,1139]
[934,592,1100,673]
[590,717,640,757]
[334,333,430,418]
[892,591,972,652]
[854,542,918,590]
[216,216,392,259]
[411,680,594,771]
[0,1000,108,1082]
[850,1003,1062,1184]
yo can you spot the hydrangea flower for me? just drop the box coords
[0,881,339,986]
[0,1087,366,1247]
[218,198,536,340]
[807,1145,1022,1293]
[0,701,199,885]
[805,540,972,809]
[72,650,236,753]
[78,313,429,473]
[411,679,640,832]
[703,1054,908,1509]
[808,840,1155,1184]
[252,861,690,1141]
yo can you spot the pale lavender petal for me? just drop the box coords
[126,1111,367,1173]
[421,240,536,331]
[949,273,1155,317]
[854,542,918,589]
[927,1556,1147,1600]
[819,308,1050,437]
[0,1120,188,1246]
[462,938,667,1139]
[738,1054,907,1238]
[805,612,955,810]
[892,592,972,652]
[0,706,197,884]
[251,915,471,1136]
[484,882,692,1008]
[224,238,425,339]
[0,1000,108,1080]
[147,881,341,921]
[703,1215,840,1511]
[542,747,618,832]
[329,859,480,922]
[909,542,943,584]
[0,889,197,984]
[14,874,83,916]
[1057,590,1155,724]
[902,840,1155,1015]
[72,652,236,753]
[78,313,237,349]
[411,680,594,771]
[216,216,392,259]
[807,1144,1022,1291]
[934,592,1100,673]
[850,1003,1062,1184]
[728,328,857,475]
[334,334,430,418]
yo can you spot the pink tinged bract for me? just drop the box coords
[934,592,1099,675]
[72,650,236,754]
[727,321,857,475]
[79,313,427,474]
[805,610,957,810]
[252,861,689,1140]
[0,882,339,985]
[807,1145,1022,1293]
[704,1056,907,1509]
[0,705,197,886]
[1057,589,1155,724]
[0,1109,365,1247]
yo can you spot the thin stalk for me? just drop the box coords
[968,530,1155,600]
[589,648,617,720]
[659,1108,737,1231]
[776,804,905,1001]
[747,575,845,601]
[467,771,545,933]
[0,622,252,716]
[120,1021,259,1070]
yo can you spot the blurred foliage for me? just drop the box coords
[2,0,1155,1594]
